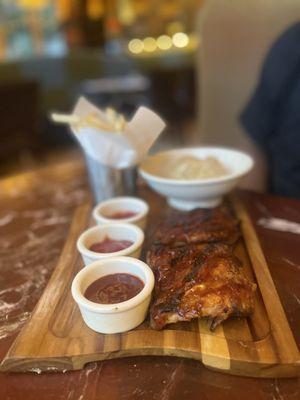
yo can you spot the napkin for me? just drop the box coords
[71,97,166,169]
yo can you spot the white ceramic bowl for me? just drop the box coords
[93,197,149,230]
[77,223,144,266]
[71,257,155,334]
[139,147,253,210]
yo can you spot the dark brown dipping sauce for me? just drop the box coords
[106,210,137,219]
[84,273,144,304]
[89,236,133,253]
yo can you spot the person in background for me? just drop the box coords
[240,22,300,199]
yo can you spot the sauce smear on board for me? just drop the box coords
[84,273,144,304]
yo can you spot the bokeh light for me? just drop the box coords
[156,35,172,50]
[143,37,157,52]
[128,38,143,54]
[167,21,185,36]
[172,32,189,48]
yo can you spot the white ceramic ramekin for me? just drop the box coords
[77,223,144,266]
[71,256,155,334]
[93,197,149,230]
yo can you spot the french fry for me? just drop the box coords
[50,113,80,124]
[50,108,127,133]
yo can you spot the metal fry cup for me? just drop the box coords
[84,153,137,203]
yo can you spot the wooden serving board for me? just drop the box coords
[1,196,300,377]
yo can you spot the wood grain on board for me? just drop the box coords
[1,197,299,377]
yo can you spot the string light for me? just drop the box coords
[128,38,143,54]
[128,32,191,54]
[172,32,189,48]
[156,35,172,50]
[143,37,157,52]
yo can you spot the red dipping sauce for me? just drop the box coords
[105,210,137,219]
[89,235,133,253]
[84,273,144,304]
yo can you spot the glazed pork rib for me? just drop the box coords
[153,205,240,247]
[148,207,256,330]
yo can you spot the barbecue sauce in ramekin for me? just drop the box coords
[105,210,137,219]
[89,236,133,253]
[84,273,144,304]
